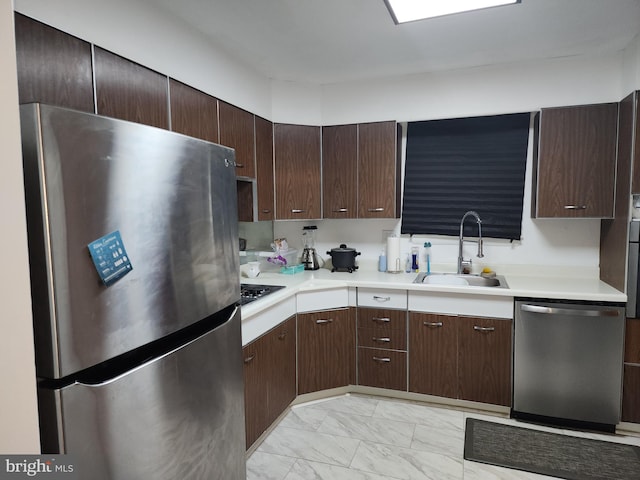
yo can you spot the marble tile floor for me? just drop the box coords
[246,393,640,480]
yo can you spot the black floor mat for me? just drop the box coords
[464,418,640,480]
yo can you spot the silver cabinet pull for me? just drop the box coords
[244,354,256,364]
[373,356,391,363]
[373,295,391,302]
[423,321,443,328]
[333,208,348,212]
[473,326,495,332]
[372,337,391,343]
[520,304,621,317]
[235,163,245,168]
[315,318,334,324]
[278,331,287,340]
[563,205,587,210]
[367,207,385,212]
[291,209,305,213]
[261,209,271,213]
[372,317,391,324]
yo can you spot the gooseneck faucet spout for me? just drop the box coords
[458,211,484,274]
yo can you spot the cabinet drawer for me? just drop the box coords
[358,326,406,351]
[358,348,407,391]
[358,288,407,309]
[358,307,406,331]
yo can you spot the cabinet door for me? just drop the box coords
[625,318,640,364]
[266,316,296,424]
[297,308,354,394]
[274,124,322,219]
[358,121,398,218]
[94,47,169,129]
[323,124,357,218]
[622,364,640,423]
[243,336,269,449]
[219,101,255,178]
[169,79,218,143]
[409,313,457,398]
[458,316,512,406]
[534,103,618,218]
[14,13,94,113]
[255,116,275,221]
[358,348,407,391]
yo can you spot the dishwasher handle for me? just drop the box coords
[520,304,621,317]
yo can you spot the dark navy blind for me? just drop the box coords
[401,113,530,240]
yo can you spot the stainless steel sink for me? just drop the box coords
[413,272,508,288]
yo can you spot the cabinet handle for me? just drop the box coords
[291,209,305,213]
[261,209,271,213]
[372,317,391,324]
[373,295,391,302]
[235,163,245,168]
[367,207,385,212]
[278,331,287,340]
[372,337,391,343]
[373,356,391,363]
[473,326,495,332]
[423,321,443,328]
[333,208,348,212]
[244,354,256,364]
[316,318,334,324]
[563,205,587,210]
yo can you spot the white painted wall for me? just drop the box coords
[0,0,40,453]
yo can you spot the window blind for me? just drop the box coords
[401,113,530,240]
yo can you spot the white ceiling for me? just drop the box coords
[147,0,640,84]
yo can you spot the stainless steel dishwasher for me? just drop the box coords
[512,299,625,431]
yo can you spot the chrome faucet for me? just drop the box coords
[458,211,484,274]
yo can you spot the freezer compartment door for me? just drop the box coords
[21,103,240,378]
[39,307,246,480]
[513,301,625,426]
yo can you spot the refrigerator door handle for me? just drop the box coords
[75,306,239,388]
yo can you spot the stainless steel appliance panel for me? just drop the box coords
[39,307,245,480]
[513,300,625,426]
[21,104,240,379]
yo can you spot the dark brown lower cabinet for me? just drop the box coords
[409,313,512,407]
[622,364,640,423]
[458,316,512,406]
[297,308,356,394]
[243,316,296,449]
[409,313,457,398]
[358,348,407,391]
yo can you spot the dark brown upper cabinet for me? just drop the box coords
[630,93,640,194]
[169,79,218,143]
[532,103,618,218]
[94,47,168,129]
[322,124,358,219]
[255,116,275,221]
[358,121,399,218]
[219,101,255,178]
[14,13,94,113]
[274,124,321,220]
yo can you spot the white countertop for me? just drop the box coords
[240,265,626,320]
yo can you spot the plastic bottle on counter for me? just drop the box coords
[378,249,387,272]
[405,253,412,273]
[411,246,419,272]
[424,242,432,274]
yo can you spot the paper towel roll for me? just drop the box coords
[387,236,401,273]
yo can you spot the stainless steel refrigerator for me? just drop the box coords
[20,103,246,479]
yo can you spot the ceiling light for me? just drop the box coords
[385,0,521,24]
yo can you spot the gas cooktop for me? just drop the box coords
[240,284,286,305]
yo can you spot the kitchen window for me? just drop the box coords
[401,113,530,240]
